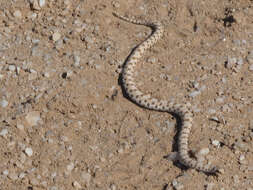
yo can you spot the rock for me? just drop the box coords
[0,129,8,137]
[199,148,210,155]
[25,111,41,126]
[0,99,8,108]
[52,32,61,41]
[72,181,82,189]
[212,140,220,147]
[39,0,46,7]
[67,162,74,171]
[13,10,22,19]
[25,147,33,157]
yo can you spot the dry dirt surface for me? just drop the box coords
[0,0,253,189]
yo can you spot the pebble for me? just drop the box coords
[72,181,82,189]
[172,179,184,190]
[212,140,220,147]
[39,0,46,7]
[8,65,16,71]
[189,90,201,97]
[3,170,9,175]
[13,10,22,19]
[67,162,74,171]
[25,111,41,126]
[233,175,240,184]
[25,147,33,157]
[198,148,210,155]
[226,57,237,69]
[52,32,61,41]
[0,129,8,137]
[0,99,8,108]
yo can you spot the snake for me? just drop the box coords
[113,12,219,174]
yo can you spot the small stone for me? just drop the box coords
[172,179,184,190]
[25,111,41,126]
[13,10,22,18]
[39,0,46,7]
[16,123,24,130]
[212,140,220,147]
[237,57,244,65]
[215,97,224,103]
[0,99,8,108]
[52,32,61,41]
[30,178,39,186]
[233,175,239,184]
[112,1,120,8]
[239,154,245,161]
[189,90,201,97]
[199,148,210,155]
[226,57,237,69]
[0,129,8,137]
[72,181,82,189]
[19,172,26,179]
[3,170,8,175]
[67,162,74,171]
[25,147,33,157]
[208,109,216,114]
[8,65,16,71]
[147,57,157,64]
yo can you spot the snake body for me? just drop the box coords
[113,12,218,174]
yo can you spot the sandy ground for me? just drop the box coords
[0,0,253,189]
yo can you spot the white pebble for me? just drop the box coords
[0,99,8,108]
[52,32,61,41]
[39,0,46,7]
[0,129,8,137]
[212,140,220,147]
[199,148,210,155]
[19,172,26,179]
[72,181,82,189]
[25,147,33,157]
[239,155,245,161]
[8,65,16,71]
[3,170,8,175]
[13,10,22,18]
[25,111,41,126]
[16,123,24,130]
[189,90,201,98]
[67,162,74,171]
[226,57,237,69]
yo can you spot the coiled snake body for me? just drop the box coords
[113,12,218,174]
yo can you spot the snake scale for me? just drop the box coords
[113,12,218,174]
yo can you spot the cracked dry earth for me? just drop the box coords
[0,0,253,189]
